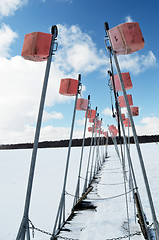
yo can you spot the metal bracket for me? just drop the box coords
[52,42,58,55]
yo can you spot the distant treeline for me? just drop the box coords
[0,135,159,150]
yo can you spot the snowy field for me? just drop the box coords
[0,142,159,239]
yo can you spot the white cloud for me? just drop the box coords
[44,111,63,120]
[40,125,90,142]
[0,23,158,144]
[81,84,86,95]
[125,16,133,23]
[137,117,159,135]
[0,0,27,17]
[0,56,68,132]
[56,24,107,74]
[141,117,159,125]
[102,108,112,116]
[0,125,87,144]
[127,116,159,136]
[118,51,157,75]
[26,110,63,123]
[0,23,17,57]
[0,24,108,143]
[76,118,85,126]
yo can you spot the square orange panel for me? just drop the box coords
[131,106,139,116]
[118,94,133,108]
[59,78,78,96]
[124,118,131,127]
[85,109,96,119]
[21,32,52,61]
[112,72,132,92]
[109,22,145,55]
[76,98,88,111]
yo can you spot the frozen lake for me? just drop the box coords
[0,142,159,239]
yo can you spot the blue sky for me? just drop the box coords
[0,0,159,144]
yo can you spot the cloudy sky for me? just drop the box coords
[0,0,158,144]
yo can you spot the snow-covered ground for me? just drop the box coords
[0,142,159,239]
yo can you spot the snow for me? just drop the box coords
[0,142,159,239]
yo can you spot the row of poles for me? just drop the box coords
[104,22,159,240]
[16,25,109,240]
[52,88,108,239]
[16,20,159,240]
